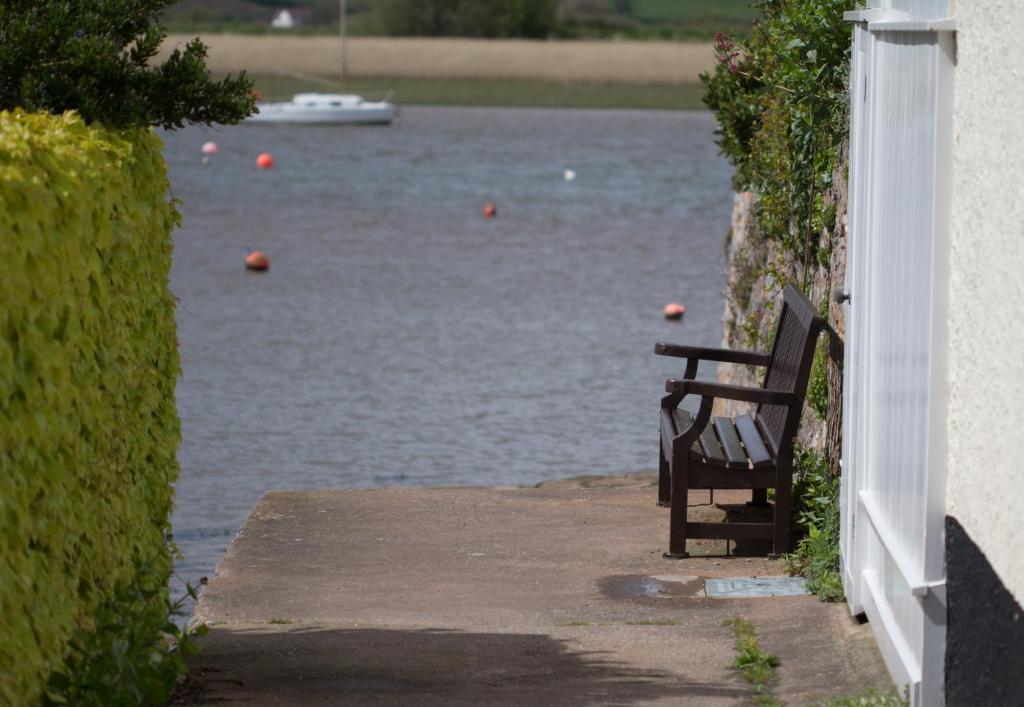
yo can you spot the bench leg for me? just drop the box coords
[657,435,671,507]
[772,470,792,556]
[748,488,769,507]
[664,444,690,559]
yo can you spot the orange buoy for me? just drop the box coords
[245,251,269,271]
[256,153,275,169]
[663,303,686,320]
[201,141,218,155]
[482,202,497,218]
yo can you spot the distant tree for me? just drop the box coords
[0,0,255,130]
[447,0,500,37]
[556,0,608,19]
[374,0,555,38]
[612,0,634,16]
[308,0,341,25]
[493,0,557,38]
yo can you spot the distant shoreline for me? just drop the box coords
[239,74,708,110]
[159,34,716,85]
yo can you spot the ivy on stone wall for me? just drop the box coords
[702,0,853,280]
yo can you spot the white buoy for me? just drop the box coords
[564,169,576,182]
[202,141,219,155]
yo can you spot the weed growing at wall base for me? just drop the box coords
[786,445,843,601]
[724,617,903,705]
[42,560,206,706]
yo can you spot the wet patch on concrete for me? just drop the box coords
[600,574,706,600]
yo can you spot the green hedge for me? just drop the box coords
[703,0,852,268]
[0,110,180,705]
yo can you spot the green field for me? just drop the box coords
[631,0,757,25]
[246,74,707,110]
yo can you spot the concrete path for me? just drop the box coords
[186,475,891,705]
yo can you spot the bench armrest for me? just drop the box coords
[664,379,797,406]
[654,343,770,367]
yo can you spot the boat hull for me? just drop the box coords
[248,103,395,125]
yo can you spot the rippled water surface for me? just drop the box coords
[163,106,733,589]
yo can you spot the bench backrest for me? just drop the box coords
[755,285,825,456]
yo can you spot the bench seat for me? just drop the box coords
[660,409,778,490]
[664,409,775,470]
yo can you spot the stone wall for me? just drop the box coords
[716,145,849,473]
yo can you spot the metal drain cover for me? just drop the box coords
[704,576,810,598]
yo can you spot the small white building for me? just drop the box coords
[840,1,1024,704]
[271,8,298,29]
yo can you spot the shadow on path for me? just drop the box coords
[188,625,749,705]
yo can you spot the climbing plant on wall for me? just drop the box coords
[702,0,853,281]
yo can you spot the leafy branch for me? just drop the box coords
[0,0,255,129]
[702,0,854,271]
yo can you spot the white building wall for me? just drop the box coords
[841,12,953,701]
[947,1,1024,605]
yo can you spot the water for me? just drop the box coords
[163,106,733,592]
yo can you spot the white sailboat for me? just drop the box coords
[248,0,396,125]
[250,92,395,124]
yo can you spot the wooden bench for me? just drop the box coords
[654,284,824,558]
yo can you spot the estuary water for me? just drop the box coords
[162,106,733,593]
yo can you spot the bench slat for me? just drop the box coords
[662,409,679,450]
[672,409,724,465]
[670,409,702,457]
[713,417,749,469]
[698,423,727,466]
[672,408,694,433]
[736,414,773,468]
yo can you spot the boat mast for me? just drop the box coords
[339,0,348,93]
